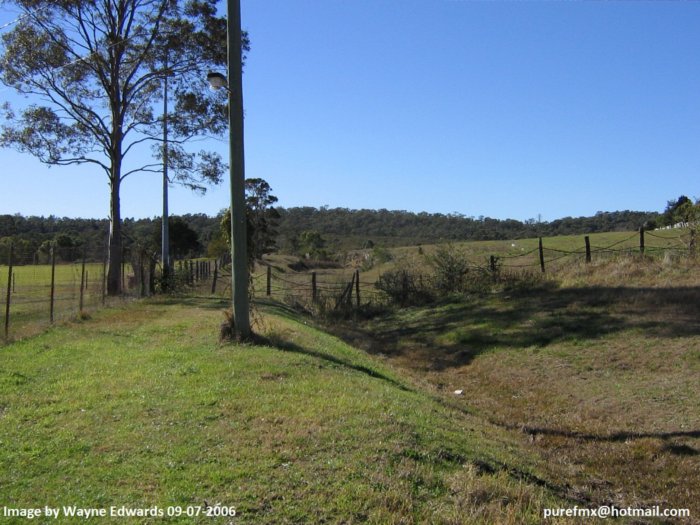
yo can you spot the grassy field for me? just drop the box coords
[2,229,688,342]
[0,297,584,524]
[2,229,699,522]
[259,229,690,303]
[329,258,700,520]
[0,262,133,342]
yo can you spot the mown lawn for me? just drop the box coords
[0,297,575,524]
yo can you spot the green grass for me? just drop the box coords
[259,229,692,310]
[0,297,575,524]
[0,262,131,342]
[338,283,700,517]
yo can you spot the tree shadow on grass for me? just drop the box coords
[349,286,700,371]
[256,333,413,393]
[514,424,700,456]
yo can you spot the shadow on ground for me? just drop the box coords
[336,286,700,371]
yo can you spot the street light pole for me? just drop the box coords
[161,52,170,288]
[226,0,251,338]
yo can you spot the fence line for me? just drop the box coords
[1,239,221,342]
[3,229,695,340]
[257,229,695,311]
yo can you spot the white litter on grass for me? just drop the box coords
[454,390,464,396]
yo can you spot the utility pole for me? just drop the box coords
[162,53,171,287]
[227,0,251,338]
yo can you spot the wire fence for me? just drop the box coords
[486,229,690,273]
[1,245,127,343]
[250,228,695,312]
[2,228,694,341]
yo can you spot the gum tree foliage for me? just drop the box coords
[663,196,692,227]
[0,0,249,294]
[221,178,280,264]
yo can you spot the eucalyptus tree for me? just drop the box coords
[0,0,247,294]
[220,178,281,265]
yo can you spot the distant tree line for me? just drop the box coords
[275,207,661,251]
[1,206,665,266]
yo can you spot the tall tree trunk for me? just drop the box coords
[107,175,122,296]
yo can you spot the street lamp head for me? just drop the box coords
[206,71,228,91]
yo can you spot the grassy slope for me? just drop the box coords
[339,265,700,519]
[0,298,575,524]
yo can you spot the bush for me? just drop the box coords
[375,269,433,306]
[429,245,472,294]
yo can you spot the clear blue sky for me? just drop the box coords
[1,0,699,222]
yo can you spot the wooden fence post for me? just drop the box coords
[4,243,13,339]
[50,245,57,323]
[79,252,86,312]
[585,236,591,263]
[101,251,107,306]
[348,272,356,306]
[538,237,545,273]
[211,260,218,294]
[311,272,317,303]
[355,270,361,308]
[639,226,645,255]
[266,265,272,296]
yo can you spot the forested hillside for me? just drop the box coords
[0,208,660,263]
[275,207,659,248]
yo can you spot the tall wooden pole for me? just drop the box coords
[227,0,250,338]
[161,53,171,287]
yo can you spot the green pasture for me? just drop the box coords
[342,273,700,517]
[0,262,132,342]
[257,229,692,311]
[390,228,688,271]
[0,298,571,524]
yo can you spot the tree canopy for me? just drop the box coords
[0,0,248,293]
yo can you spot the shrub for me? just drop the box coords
[375,269,433,306]
[429,245,472,294]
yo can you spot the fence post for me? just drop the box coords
[355,270,361,308]
[311,272,317,303]
[538,237,545,273]
[585,236,591,263]
[101,251,107,306]
[79,252,86,313]
[347,272,356,306]
[639,226,645,255]
[211,260,218,294]
[50,244,57,323]
[4,243,13,339]
[266,265,272,296]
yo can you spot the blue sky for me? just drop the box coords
[1,0,699,222]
